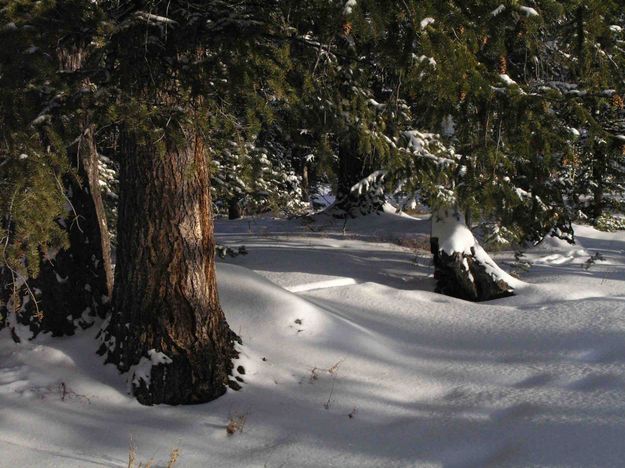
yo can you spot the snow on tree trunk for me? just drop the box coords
[99,128,239,405]
[430,208,516,302]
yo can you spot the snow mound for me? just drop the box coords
[2,223,625,466]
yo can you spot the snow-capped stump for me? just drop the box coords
[431,209,515,302]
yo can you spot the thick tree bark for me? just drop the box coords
[431,208,514,302]
[99,128,239,405]
[1,126,113,338]
[330,141,384,218]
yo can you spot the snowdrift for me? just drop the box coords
[2,219,625,466]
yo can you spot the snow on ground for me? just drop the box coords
[2,213,625,467]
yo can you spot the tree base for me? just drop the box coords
[1,249,109,338]
[99,323,241,406]
[432,239,513,302]
[133,330,241,406]
[327,192,385,219]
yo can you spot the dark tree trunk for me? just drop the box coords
[1,126,113,338]
[1,41,113,338]
[576,5,586,78]
[431,241,513,302]
[100,129,239,405]
[301,163,310,203]
[228,198,242,220]
[464,208,473,230]
[331,141,384,218]
[592,152,605,221]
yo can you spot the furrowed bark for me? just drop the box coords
[100,128,239,405]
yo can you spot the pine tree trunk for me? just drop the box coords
[228,198,242,220]
[575,6,586,78]
[1,42,113,338]
[100,128,239,405]
[301,163,310,203]
[1,126,113,338]
[331,141,384,217]
[592,152,605,220]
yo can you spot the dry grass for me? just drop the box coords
[128,437,181,468]
[167,448,181,467]
[226,413,247,436]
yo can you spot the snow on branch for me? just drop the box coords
[519,6,539,17]
[344,0,357,15]
[491,5,505,16]
[420,17,435,30]
[402,130,458,167]
[135,11,178,26]
[350,170,387,195]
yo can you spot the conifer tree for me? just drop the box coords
[0,0,113,337]
[544,1,625,224]
[97,0,351,404]
[361,1,579,299]
[283,0,400,218]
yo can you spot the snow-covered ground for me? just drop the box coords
[2,212,625,467]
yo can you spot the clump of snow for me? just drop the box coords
[519,6,539,16]
[568,127,581,138]
[491,4,505,16]
[135,11,178,25]
[420,17,435,30]
[431,210,475,254]
[499,74,518,86]
[413,54,437,67]
[515,187,530,200]
[367,98,386,109]
[130,349,173,388]
[350,170,386,196]
[343,0,357,15]
[402,130,457,167]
